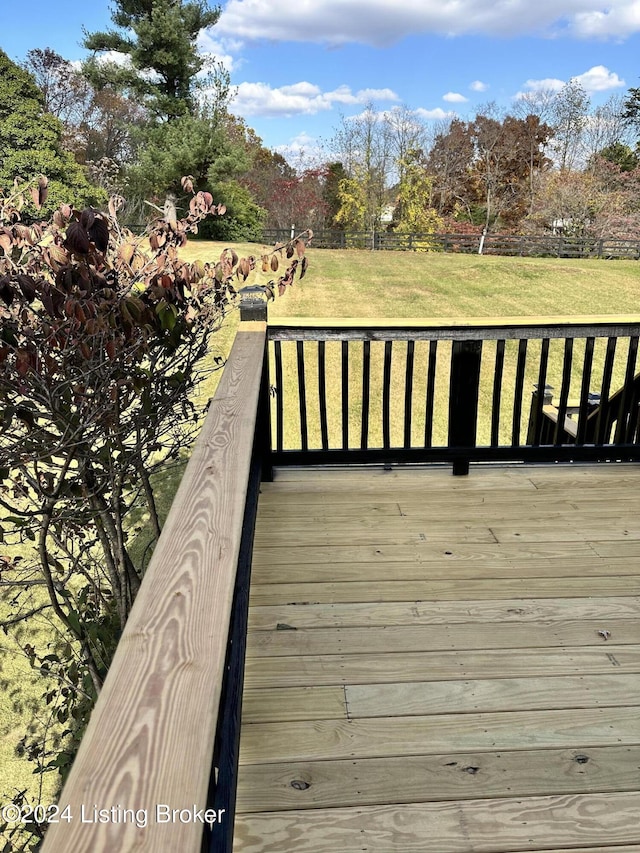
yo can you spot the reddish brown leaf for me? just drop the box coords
[270,255,279,272]
[300,257,308,280]
[64,222,91,255]
[181,175,194,194]
[88,217,109,253]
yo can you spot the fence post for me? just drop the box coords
[448,340,482,475]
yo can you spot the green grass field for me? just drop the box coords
[2,243,639,813]
[185,243,640,449]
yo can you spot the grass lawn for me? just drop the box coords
[2,242,639,814]
[185,242,640,448]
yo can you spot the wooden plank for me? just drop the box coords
[253,522,499,547]
[42,324,267,853]
[242,686,347,723]
[250,556,640,585]
[236,745,640,812]
[256,497,638,520]
[242,674,640,723]
[250,541,598,567]
[239,706,640,764]
[246,620,640,657]
[249,576,640,606]
[243,645,640,688]
[345,673,640,717]
[248,596,640,630]
[234,792,640,852]
[490,521,640,542]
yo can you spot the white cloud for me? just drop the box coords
[521,76,566,93]
[574,64,625,92]
[516,64,625,99]
[470,80,489,92]
[443,92,468,103]
[196,32,242,72]
[415,107,456,120]
[274,131,322,165]
[214,0,640,45]
[571,2,640,38]
[230,81,399,117]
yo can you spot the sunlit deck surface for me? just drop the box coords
[234,463,640,853]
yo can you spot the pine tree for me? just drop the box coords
[83,0,220,120]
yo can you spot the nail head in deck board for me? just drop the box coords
[235,746,640,812]
[245,620,640,657]
[41,326,266,853]
[248,597,640,630]
[234,792,640,852]
[243,645,640,688]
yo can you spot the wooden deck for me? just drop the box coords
[234,464,640,853]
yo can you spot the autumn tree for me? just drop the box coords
[393,149,442,234]
[330,105,392,230]
[427,118,475,219]
[23,48,144,195]
[550,80,590,171]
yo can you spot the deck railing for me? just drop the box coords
[268,315,640,475]
[38,307,640,852]
[41,322,269,853]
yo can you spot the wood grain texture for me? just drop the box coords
[249,576,640,605]
[42,325,266,853]
[246,621,640,657]
[248,596,640,630]
[239,707,640,764]
[242,674,640,722]
[238,463,640,851]
[236,745,640,811]
[243,646,640,688]
[235,792,640,852]
[250,555,640,584]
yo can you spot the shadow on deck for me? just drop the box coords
[235,464,640,853]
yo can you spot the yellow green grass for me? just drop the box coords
[184,243,640,449]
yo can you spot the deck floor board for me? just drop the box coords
[235,464,640,852]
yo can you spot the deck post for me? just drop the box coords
[448,340,482,475]
[240,286,272,480]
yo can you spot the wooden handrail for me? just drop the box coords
[42,322,266,853]
[268,315,640,341]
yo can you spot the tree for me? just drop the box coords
[330,105,392,230]
[83,0,219,121]
[393,149,442,235]
[23,48,145,195]
[0,176,310,850]
[550,80,590,171]
[0,50,101,215]
[427,118,475,218]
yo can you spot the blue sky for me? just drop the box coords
[2,0,640,161]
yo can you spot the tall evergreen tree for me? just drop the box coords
[84,0,220,121]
